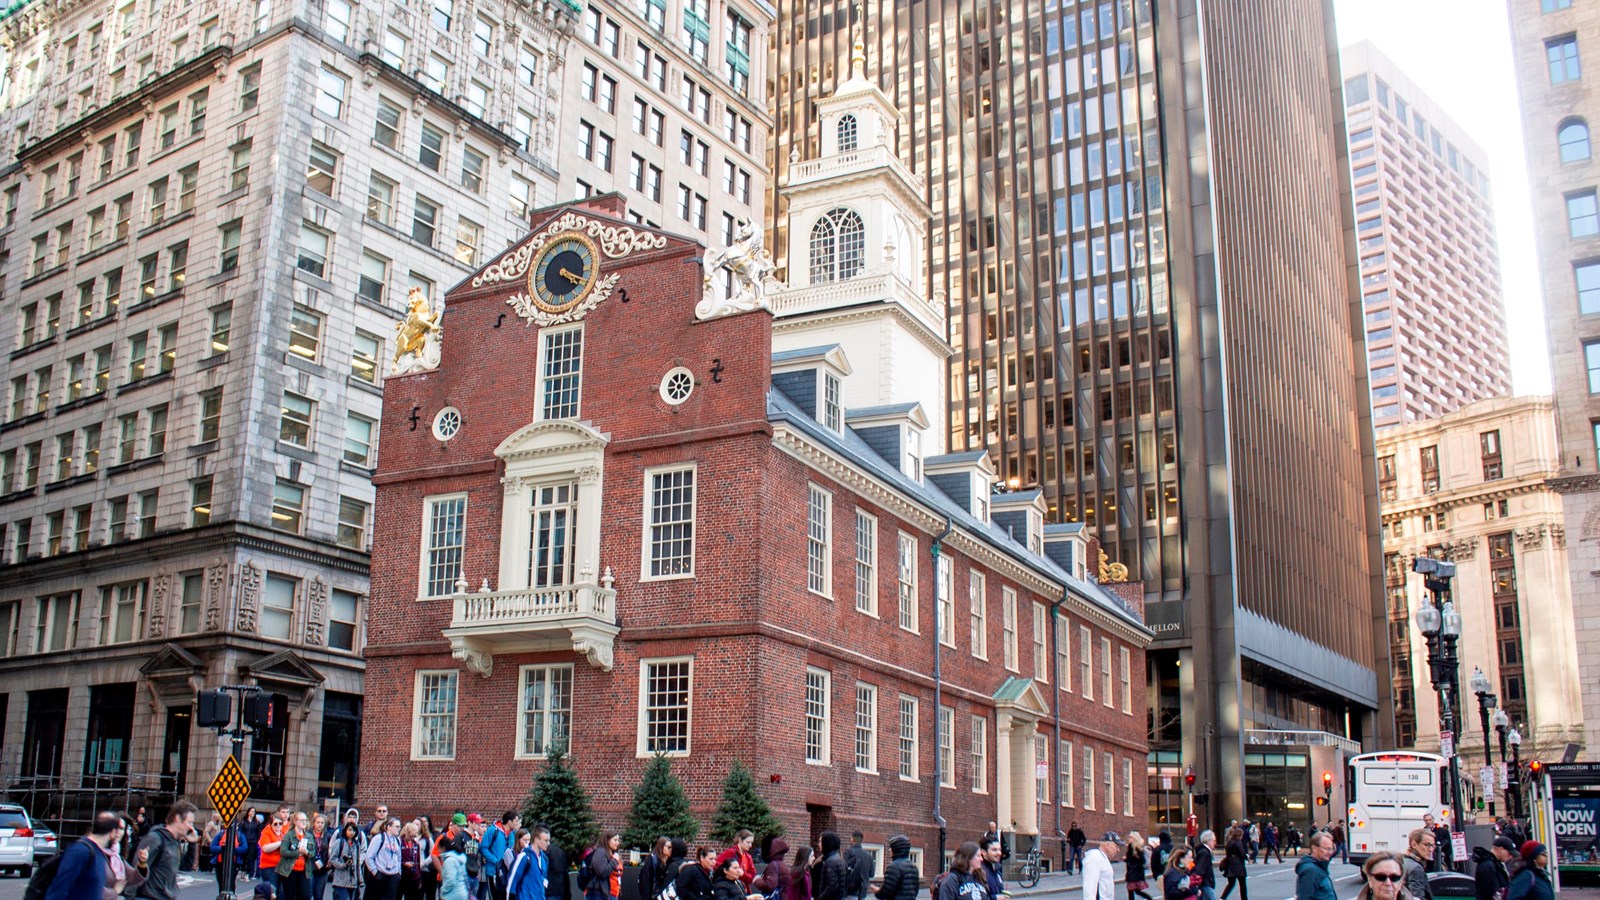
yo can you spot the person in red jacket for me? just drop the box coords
[714,832,756,893]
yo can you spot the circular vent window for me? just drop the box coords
[660,367,695,405]
[432,407,462,441]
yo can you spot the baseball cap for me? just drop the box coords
[467,814,484,824]
[1492,837,1517,853]
[452,813,468,826]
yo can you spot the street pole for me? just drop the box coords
[1471,668,1497,820]
[1507,728,1523,823]
[215,684,262,900]
[1412,557,1468,872]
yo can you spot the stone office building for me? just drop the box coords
[0,0,570,826]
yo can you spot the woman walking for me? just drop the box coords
[441,834,471,900]
[1220,829,1249,900]
[935,842,989,900]
[1508,843,1554,900]
[400,822,430,900]
[1125,833,1154,900]
[784,848,812,900]
[330,820,365,900]
[1163,848,1200,900]
[1354,852,1414,900]
[277,812,316,900]
[584,832,623,900]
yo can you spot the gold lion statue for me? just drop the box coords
[393,287,442,371]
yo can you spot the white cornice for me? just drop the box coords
[771,301,952,360]
[771,423,1151,645]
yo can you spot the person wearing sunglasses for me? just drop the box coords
[1358,853,1413,900]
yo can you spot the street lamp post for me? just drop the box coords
[1492,708,1510,824]
[1470,667,1497,819]
[1507,726,1524,822]
[1413,557,1468,871]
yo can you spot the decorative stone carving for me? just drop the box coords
[393,287,443,374]
[236,562,262,633]
[1515,525,1548,550]
[454,645,494,678]
[1552,524,1567,549]
[205,564,228,631]
[147,573,170,639]
[305,577,328,647]
[696,220,780,319]
[575,464,602,485]
[1581,503,1600,540]
[472,212,668,288]
[1450,539,1478,562]
[573,637,614,671]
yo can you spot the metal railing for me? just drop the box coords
[1244,729,1362,753]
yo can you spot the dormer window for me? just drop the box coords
[904,426,922,481]
[809,207,865,284]
[837,113,858,152]
[823,372,842,431]
[975,485,989,523]
[1027,510,1043,554]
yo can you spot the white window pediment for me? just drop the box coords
[494,418,609,465]
[495,419,608,592]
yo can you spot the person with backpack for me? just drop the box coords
[329,821,365,900]
[581,832,622,900]
[979,838,1006,900]
[481,813,519,900]
[211,823,248,895]
[136,800,198,900]
[876,836,917,900]
[754,839,789,900]
[368,819,405,900]
[37,812,126,900]
[844,834,874,900]
[641,839,673,900]
[678,848,718,900]
[462,817,486,900]
[934,842,989,900]
[442,834,472,900]
[813,833,848,900]
[508,828,548,900]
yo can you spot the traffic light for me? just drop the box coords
[1322,771,1334,797]
[244,692,281,730]
[1185,769,1197,789]
[196,689,232,728]
[1530,760,1543,777]
[1316,797,1328,807]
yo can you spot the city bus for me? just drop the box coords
[1347,751,1453,863]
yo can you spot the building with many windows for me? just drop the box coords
[1375,396,1584,765]
[1340,42,1511,429]
[556,0,771,245]
[0,0,570,824]
[767,0,1387,826]
[360,109,1152,867]
[1506,0,1600,758]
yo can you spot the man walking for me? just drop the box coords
[1293,834,1335,900]
[1403,829,1436,900]
[845,833,875,900]
[46,812,126,900]
[1331,822,1347,866]
[1194,832,1217,900]
[1067,823,1087,876]
[507,826,550,900]
[980,838,1007,900]
[1426,815,1453,872]
[1473,837,1515,900]
[1081,837,1119,900]
[481,812,519,900]
[136,800,199,900]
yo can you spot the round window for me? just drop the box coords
[660,367,695,405]
[432,407,462,441]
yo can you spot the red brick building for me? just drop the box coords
[359,190,1151,872]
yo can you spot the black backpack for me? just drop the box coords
[576,848,596,891]
[845,852,867,894]
[24,837,94,900]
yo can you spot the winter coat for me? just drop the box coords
[715,849,757,894]
[135,825,185,900]
[844,846,875,897]
[1068,829,1087,849]
[678,863,716,900]
[1194,846,1216,889]
[277,829,314,877]
[1164,868,1199,900]
[713,874,748,900]
[584,848,620,900]
[786,861,812,900]
[48,838,109,900]
[1507,865,1553,900]
[1294,856,1335,900]
[754,840,789,898]
[1472,848,1509,900]
[547,843,570,900]
[480,827,513,881]
[1125,847,1147,885]
[814,836,849,900]
[877,841,918,900]
[1223,841,1248,880]
[330,833,364,889]
[1403,855,1433,900]
[441,850,470,900]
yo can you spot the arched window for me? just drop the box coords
[1561,118,1591,163]
[809,208,865,284]
[837,113,859,152]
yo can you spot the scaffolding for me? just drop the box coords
[2,748,175,838]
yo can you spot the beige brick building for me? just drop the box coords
[1376,396,1585,763]
[0,0,569,826]
[1340,42,1511,430]
[1507,0,1600,757]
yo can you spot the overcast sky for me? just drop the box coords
[1333,0,1552,394]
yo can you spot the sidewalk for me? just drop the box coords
[1011,862,1126,897]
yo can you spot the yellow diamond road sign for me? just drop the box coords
[208,755,251,823]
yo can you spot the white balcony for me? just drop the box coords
[787,144,925,194]
[769,269,942,333]
[441,571,619,677]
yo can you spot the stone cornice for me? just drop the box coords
[771,422,1152,645]
[1380,476,1558,521]
[771,296,951,360]
[1549,473,1600,495]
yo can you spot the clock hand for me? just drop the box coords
[559,267,582,284]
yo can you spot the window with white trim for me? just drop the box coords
[97,580,147,645]
[529,482,577,587]
[1059,739,1074,806]
[897,532,918,632]
[823,372,842,431]
[1035,733,1050,804]
[645,466,695,578]
[855,510,877,614]
[639,657,693,756]
[261,573,297,640]
[805,667,831,765]
[414,670,458,759]
[1079,626,1093,700]
[969,571,987,659]
[938,705,955,787]
[1104,751,1115,809]
[1083,745,1095,809]
[855,683,877,773]
[421,494,467,597]
[905,427,922,481]
[518,664,573,758]
[1120,646,1132,714]
[936,555,954,647]
[897,694,919,780]
[1101,636,1114,707]
[1002,587,1019,671]
[1123,757,1135,814]
[807,484,832,596]
[537,325,583,420]
[1056,614,1071,691]
[35,592,80,652]
[1033,603,1049,683]
[972,715,988,793]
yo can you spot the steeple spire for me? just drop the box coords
[852,37,865,79]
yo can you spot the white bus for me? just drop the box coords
[1347,751,1453,863]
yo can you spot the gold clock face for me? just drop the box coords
[528,234,600,314]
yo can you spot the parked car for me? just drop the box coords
[32,823,58,864]
[0,804,36,878]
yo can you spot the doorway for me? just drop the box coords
[163,706,192,797]
[807,804,836,853]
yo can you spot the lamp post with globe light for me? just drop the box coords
[1471,666,1498,818]
[1492,707,1511,822]
[1508,726,1524,823]
[1413,556,1467,868]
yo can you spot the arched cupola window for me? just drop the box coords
[809,207,866,284]
[838,113,859,152]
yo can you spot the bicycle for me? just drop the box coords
[1016,846,1042,889]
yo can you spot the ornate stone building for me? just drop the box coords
[0,0,570,826]
[1376,396,1585,760]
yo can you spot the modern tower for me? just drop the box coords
[770,0,1389,824]
[1506,0,1600,756]
[1341,42,1512,430]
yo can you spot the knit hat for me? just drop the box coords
[1492,837,1517,853]
[452,813,468,826]
[254,882,276,900]
[1520,841,1546,862]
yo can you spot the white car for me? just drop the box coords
[32,823,58,864]
[0,805,36,877]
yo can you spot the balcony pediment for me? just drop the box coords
[442,576,620,677]
[494,419,609,465]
